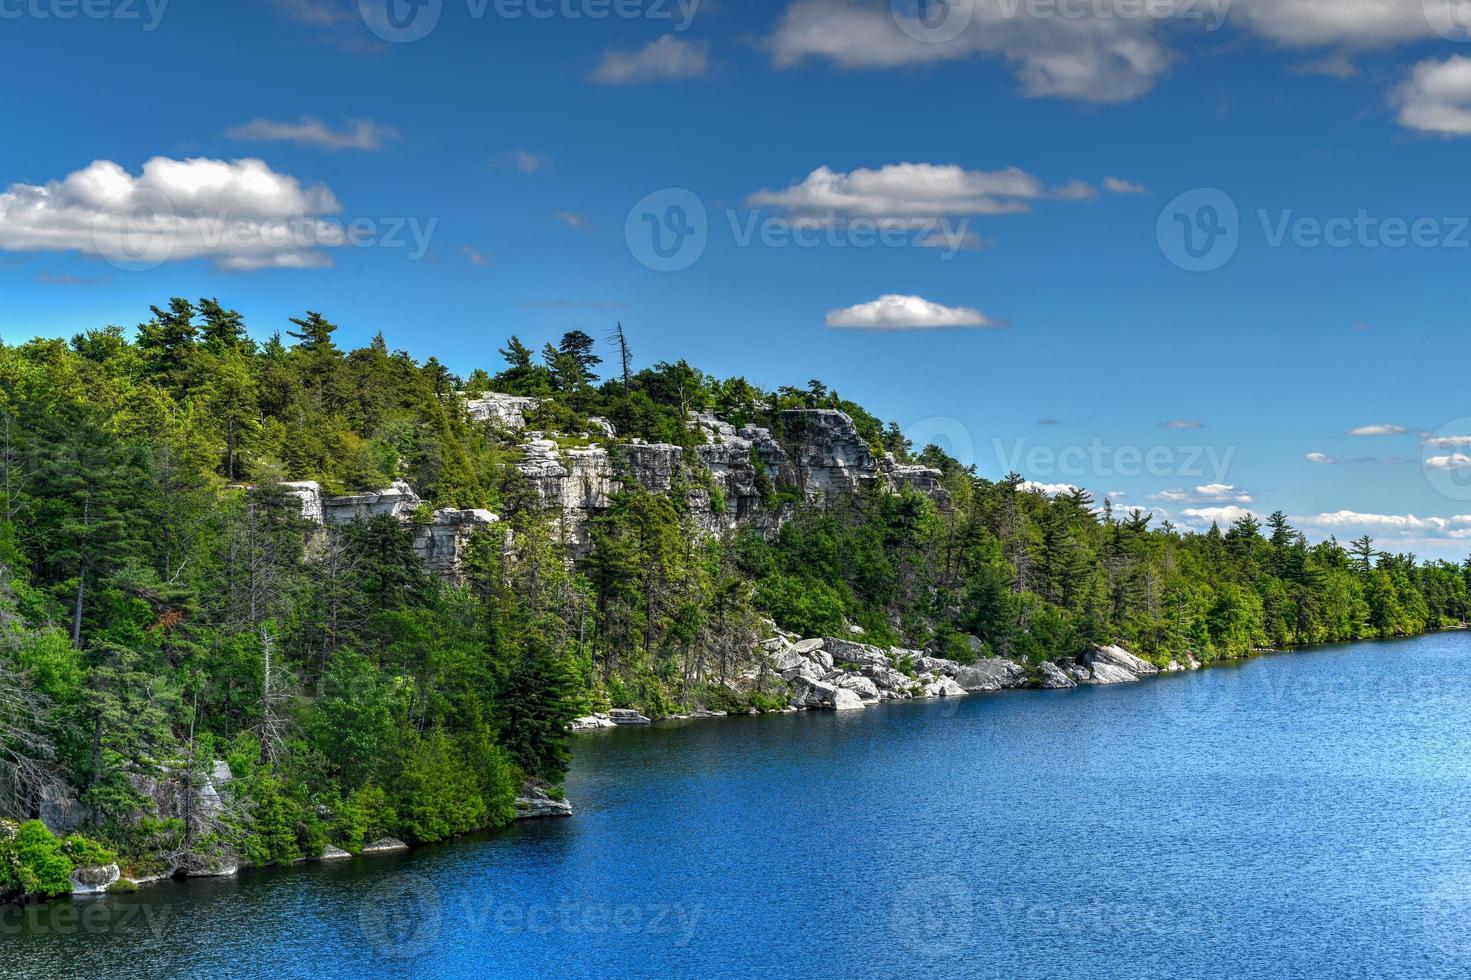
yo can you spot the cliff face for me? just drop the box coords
[279,480,498,583]
[510,407,943,557]
[278,401,944,574]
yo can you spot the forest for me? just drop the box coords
[2,298,1467,902]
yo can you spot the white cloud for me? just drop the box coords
[1426,453,1471,471]
[1161,419,1204,429]
[1397,57,1471,136]
[225,117,399,151]
[1181,505,1257,526]
[767,0,1174,103]
[1293,54,1360,79]
[1424,434,1471,449]
[826,294,999,329]
[509,149,547,174]
[1154,484,1253,504]
[0,156,345,270]
[1295,511,1471,533]
[748,163,1089,220]
[552,210,591,232]
[589,35,710,85]
[1350,423,1409,436]
[1230,0,1453,47]
[1021,480,1081,497]
[1103,176,1147,194]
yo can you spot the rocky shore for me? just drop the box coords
[573,634,1201,730]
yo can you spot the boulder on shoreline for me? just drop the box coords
[1034,662,1077,690]
[70,863,121,896]
[954,659,1027,693]
[608,709,652,726]
[361,837,409,855]
[320,846,352,861]
[515,781,573,820]
[1078,645,1158,685]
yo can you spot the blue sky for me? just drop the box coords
[3,0,1471,557]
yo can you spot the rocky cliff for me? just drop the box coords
[274,400,944,574]
[506,405,944,556]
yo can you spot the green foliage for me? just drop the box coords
[1,821,75,900]
[1,298,1467,904]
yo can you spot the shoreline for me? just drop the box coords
[23,625,1467,910]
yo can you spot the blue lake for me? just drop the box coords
[9,632,1471,979]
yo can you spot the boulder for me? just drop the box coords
[1083,645,1159,676]
[781,659,825,683]
[570,714,616,732]
[362,837,409,855]
[1082,662,1140,686]
[912,656,960,677]
[791,678,867,711]
[607,709,652,726]
[182,853,239,878]
[465,392,542,429]
[830,673,881,702]
[70,863,121,896]
[320,846,352,861]
[515,781,573,820]
[823,638,890,668]
[771,648,810,673]
[954,659,1027,693]
[790,638,826,655]
[923,678,967,699]
[1035,662,1077,690]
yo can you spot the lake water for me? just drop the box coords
[9,632,1471,979]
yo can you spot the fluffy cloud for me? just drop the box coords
[1426,453,1471,471]
[767,0,1175,103]
[1349,423,1408,436]
[225,117,399,151]
[1295,511,1471,534]
[767,1,1466,106]
[1180,505,1257,527]
[0,157,345,270]
[1153,484,1252,504]
[749,163,1092,220]
[825,294,998,329]
[1398,57,1471,136]
[1020,480,1082,497]
[589,36,710,85]
[1103,176,1147,194]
